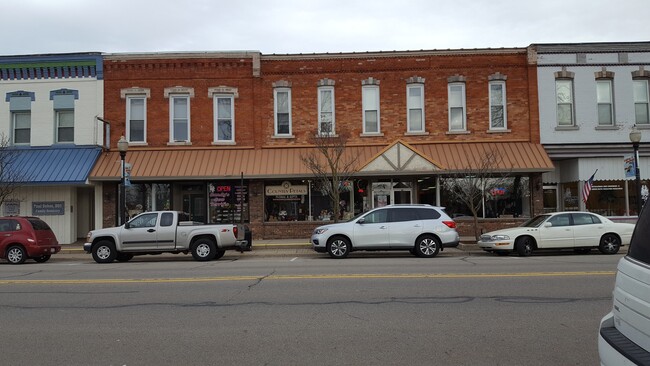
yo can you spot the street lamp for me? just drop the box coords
[117,136,129,225]
[629,126,642,216]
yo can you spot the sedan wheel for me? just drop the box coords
[327,237,350,259]
[415,235,440,258]
[515,237,534,257]
[598,234,620,254]
[7,245,26,264]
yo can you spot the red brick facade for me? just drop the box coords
[101,48,545,238]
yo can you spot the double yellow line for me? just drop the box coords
[0,271,616,285]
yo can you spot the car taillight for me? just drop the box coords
[233,225,238,238]
[442,220,456,229]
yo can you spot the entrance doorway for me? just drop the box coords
[181,184,206,223]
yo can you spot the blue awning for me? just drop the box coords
[6,146,102,185]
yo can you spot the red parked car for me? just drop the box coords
[0,216,60,264]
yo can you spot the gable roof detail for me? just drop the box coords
[359,140,443,173]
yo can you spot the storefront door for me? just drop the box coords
[393,189,412,204]
[183,193,206,223]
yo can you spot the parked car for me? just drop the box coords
[311,204,459,259]
[0,216,60,264]
[598,206,650,365]
[477,211,635,256]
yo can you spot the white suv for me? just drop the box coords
[598,206,650,365]
[311,204,460,259]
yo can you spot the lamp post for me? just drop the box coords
[117,136,129,225]
[629,126,642,216]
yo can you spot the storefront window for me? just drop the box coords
[585,182,626,216]
[209,181,249,223]
[265,180,309,221]
[440,176,530,218]
[125,183,171,218]
[561,182,579,211]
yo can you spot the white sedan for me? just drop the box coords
[477,211,636,256]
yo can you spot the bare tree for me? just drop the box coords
[300,131,357,223]
[0,133,29,209]
[442,149,512,240]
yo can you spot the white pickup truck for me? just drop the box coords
[83,211,250,263]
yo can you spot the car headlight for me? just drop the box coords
[491,234,510,241]
[314,228,328,235]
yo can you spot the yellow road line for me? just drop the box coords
[0,271,615,285]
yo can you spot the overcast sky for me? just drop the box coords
[2,0,647,56]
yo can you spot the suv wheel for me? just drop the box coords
[327,237,350,259]
[7,245,26,264]
[598,234,620,254]
[415,235,440,258]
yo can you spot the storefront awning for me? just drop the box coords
[88,141,553,181]
[7,146,102,185]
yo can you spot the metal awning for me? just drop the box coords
[6,146,102,185]
[89,141,553,181]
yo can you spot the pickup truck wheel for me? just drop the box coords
[191,239,216,261]
[6,245,26,264]
[92,241,117,263]
[34,255,51,263]
[116,253,134,262]
[213,250,226,260]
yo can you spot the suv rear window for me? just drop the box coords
[628,207,650,265]
[389,208,420,222]
[415,208,441,220]
[27,218,52,231]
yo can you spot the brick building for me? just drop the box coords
[90,48,553,239]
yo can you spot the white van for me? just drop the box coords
[598,206,650,365]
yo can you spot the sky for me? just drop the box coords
[2,0,648,56]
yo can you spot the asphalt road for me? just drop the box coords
[0,251,620,365]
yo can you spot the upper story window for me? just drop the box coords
[318,79,335,135]
[596,79,614,126]
[407,78,425,133]
[50,89,78,143]
[6,91,34,145]
[121,88,150,144]
[273,81,292,137]
[633,80,649,125]
[488,75,507,130]
[556,79,575,126]
[164,87,194,144]
[448,76,466,132]
[362,78,380,134]
[555,68,575,128]
[210,87,238,143]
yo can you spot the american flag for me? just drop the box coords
[582,170,598,204]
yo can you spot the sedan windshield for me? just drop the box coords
[520,214,551,228]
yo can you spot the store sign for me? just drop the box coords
[265,181,308,196]
[3,201,20,216]
[32,201,65,216]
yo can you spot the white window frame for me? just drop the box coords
[634,79,650,125]
[318,86,335,135]
[12,111,31,145]
[556,79,575,126]
[55,109,74,143]
[213,94,235,142]
[169,95,190,142]
[596,79,614,126]
[489,81,507,130]
[362,85,380,134]
[126,96,147,143]
[407,84,425,133]
[448,83,466,131]
[274,88,292,136]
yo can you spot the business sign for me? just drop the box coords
[3,201,20,216]
[32,201,65,216]
[265,181,308,196]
